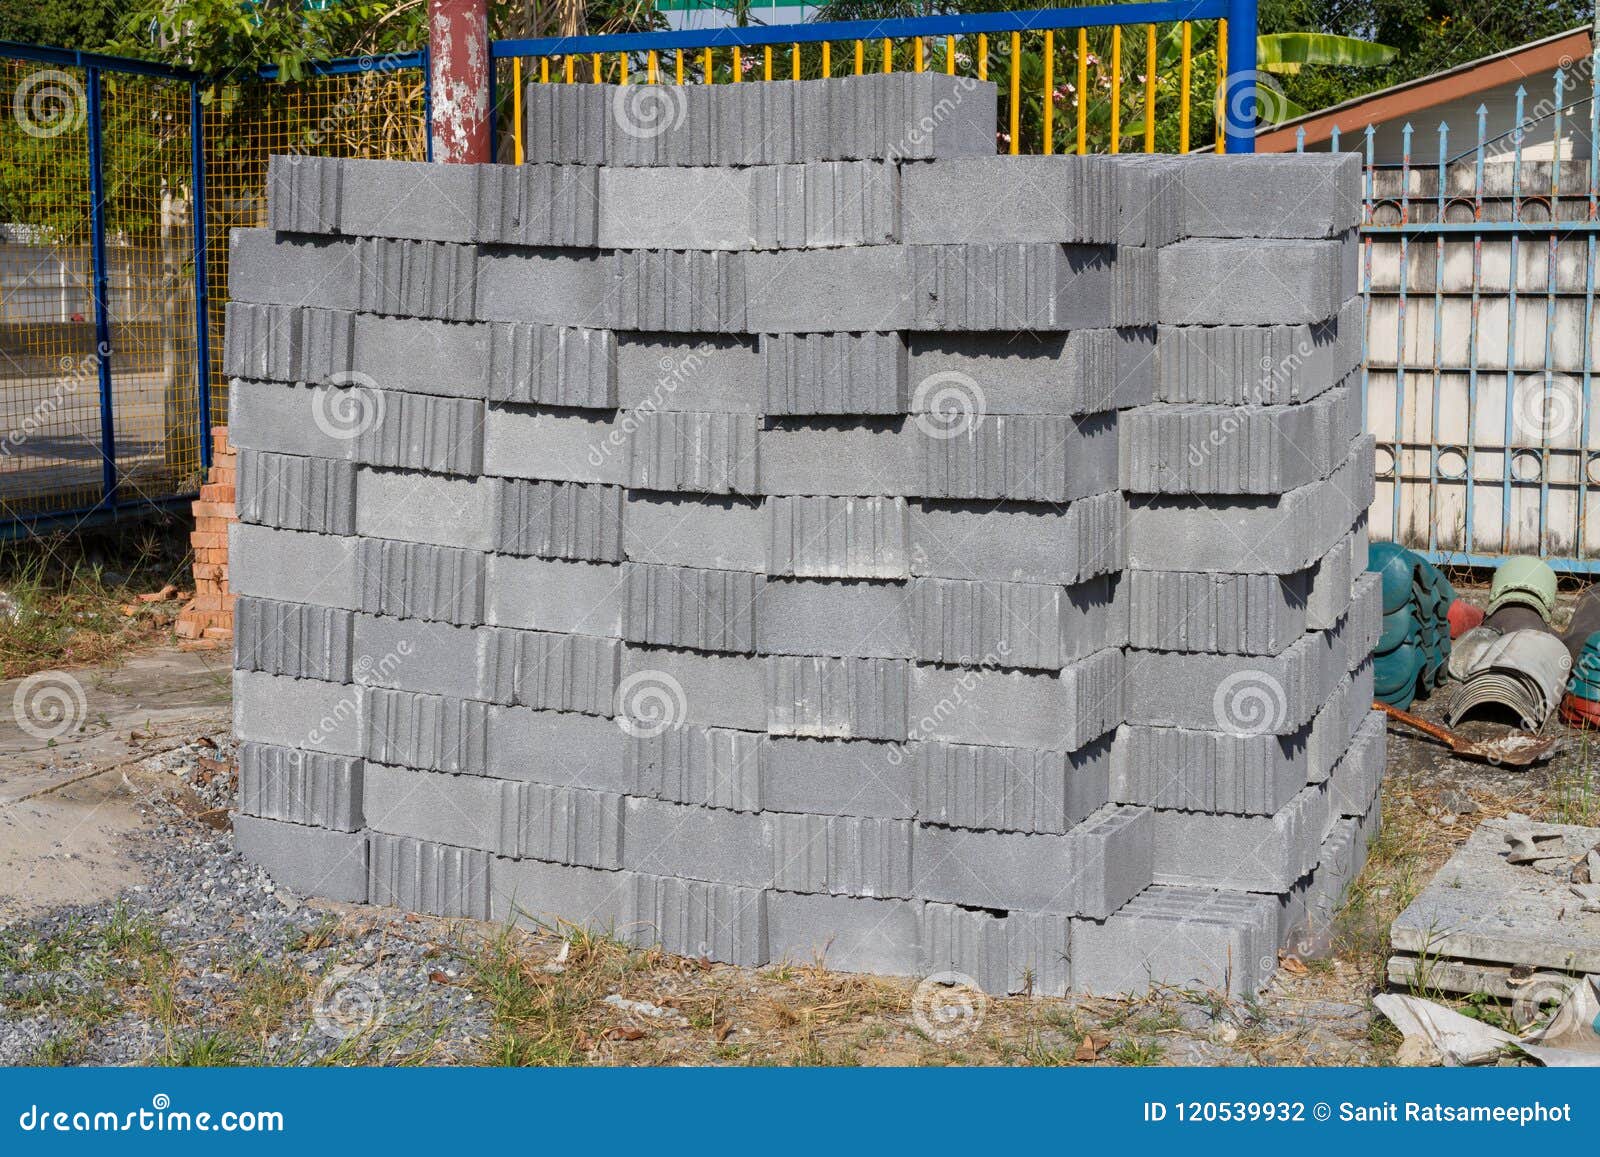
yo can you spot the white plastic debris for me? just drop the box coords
[603,994,674,1019]
[1519,976,1600,1067]
[1373,993,1517,1066]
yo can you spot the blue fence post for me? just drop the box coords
[84,64,118,506]
[189,80,213,470]
[1222,0,1257,153]
[422,46,434,162]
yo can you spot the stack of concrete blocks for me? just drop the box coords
[224,73,1383,1000]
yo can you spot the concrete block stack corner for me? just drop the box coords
[226,73,1381,999]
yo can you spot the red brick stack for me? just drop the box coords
[175,426,236,647]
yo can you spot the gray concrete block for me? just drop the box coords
[624,563,761,653]
[1305,529,1358,631]
[234,596,354,683]
[351,390,484,476]
[620,644,767,732]
[483,555,625,637]
[628,411,759,495]
[486,323,616,409]
[481,405,625,485]
[484,704,632,793]
[771,814,914,899]
[520,82,606,166]
[598,165,764,250]
[1119,385,1355,496]
[232,814,367,903]
[623,492,766,573]
[911,574,1122,671]
[761,332,907,416]
[913,803,1151,916]
[760,736,916,820]
[350,615,504,702]
[1159,237,1355,326]
[228,380,368,460]
[349,314,490,400]
[222,302,355,385]
[910,491,1124,584]
[365,688,487,775]
[355,469,495,552]
[900,155,1117,245]
[617,334,762,414]
[1123,568,1309,656]
[906,329,1154,418]
[1124,614,1350,734]
[504,629,621,716]
[1283,799,1377,958]
[367,833,491,919]
[1151,780,1333,893]
[924,413,1118,504]
[908,648,1123,751]
[622,796,769,887]
[1168,153,1361,240]
[354,237,478,322]
[766,890,922,976]
[1329,710,1386,820]
[1156,298,1363,406]
[908,244,1143,331]
[267,155,341,235]
[494,479,623,562]
[475,163,601,247]
[758,579,913,659]
[628,724,763,812]
[759,425,922,497]
[920,904,1073,997]
[767,656,909,741]
[355,538,486,624]
[1072,885,1278,997]
[630,874,769,967]
[606,249,748,333]
[510,781,627,869]
[229,524,360,610]
[490,857,634,934]
[916,734,1112,835]
[333,158,478,243]
[1125,441,1375,573]
[805,73,997,162]
[475,248,610,328]
[363,762,512,854]
[1111,720,1313,818]
[227,229,362,312]
[780,160,899,248]
[766,495,910,578]
[745,247,911,332]
[236,449,357,535]
[237,742,363,831]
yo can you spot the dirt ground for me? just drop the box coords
[0,585,1593,1067]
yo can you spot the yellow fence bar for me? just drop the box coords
[1179,22,1192,152]
[513,58,524,164]
[1042,31,1054,155]
[540,57,549,84]
[882,38,892,73]
[648,50,658,83]
[676,49,684,85]
[1075,29,1087,155]
[1144,25,1156,153]
[732,46,742,81]
[978,34,988,80]
[946,35,955,75]
[1110,27,1122,154]
[915,37,924,72]
[764,46,773,80]
[822,42,831,76]
[592,53,601,83]
[619,52,628,84]
[792,43,801,79]
[565,55,575,82]
[855,40,864,74]
[1008,32,1020,154]
[1215,19,1227,154]
[703,47,713,82]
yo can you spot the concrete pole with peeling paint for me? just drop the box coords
[429,0,492,163]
